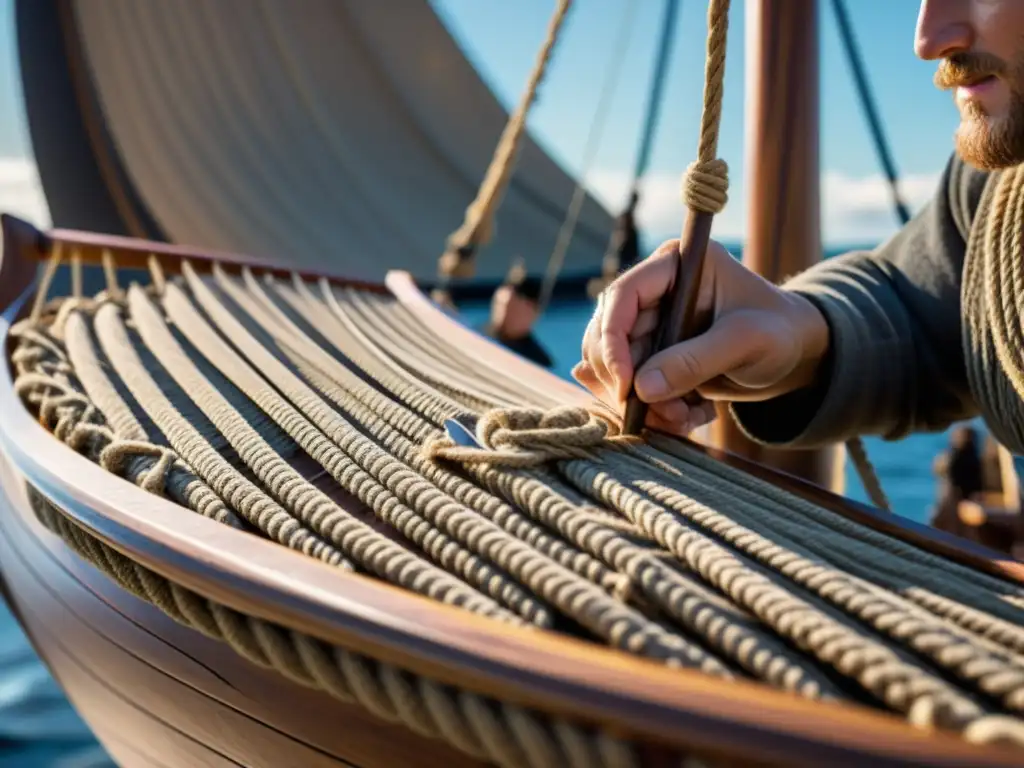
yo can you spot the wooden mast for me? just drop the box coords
[709,0,844,492]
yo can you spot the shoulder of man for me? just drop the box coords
[945,153,994,239]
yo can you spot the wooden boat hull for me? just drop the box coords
[0,453,481,768]
[1,214,1022,767]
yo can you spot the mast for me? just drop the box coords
[709,0,843,491]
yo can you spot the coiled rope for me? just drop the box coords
[964,163,1024,455]
[14,266,1024,757]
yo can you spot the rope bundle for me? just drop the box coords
[964,163,1024,453]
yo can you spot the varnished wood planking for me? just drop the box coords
[3,567,242,767]
[0,459,479,768]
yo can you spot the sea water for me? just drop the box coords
[0,272,967,764]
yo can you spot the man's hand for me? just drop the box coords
[572,239,831,435]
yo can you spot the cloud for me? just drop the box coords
[821,170,941,244]
[0,156,51,229]
[586,167,943,246]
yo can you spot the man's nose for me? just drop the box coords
[915,0,973,61]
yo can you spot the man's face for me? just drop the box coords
[918,0,1024,169]
[491,286,539,338]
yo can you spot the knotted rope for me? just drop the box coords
[679,0,730,215]
[669,0,890,511]
[439,0,573,279]
[424,407,627,467]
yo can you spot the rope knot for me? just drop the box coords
[100,441,177,495]
[424,406,615,468]
[682,159,729,214]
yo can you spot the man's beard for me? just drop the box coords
[935,51,1024,170]
[955,96,1024,170]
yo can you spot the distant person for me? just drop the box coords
[931,425,984,537]
[574,3,1024,453]
[611,190,641,274]
[481,268,553,369]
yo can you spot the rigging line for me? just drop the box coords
[830,0,911,226]
[829,0,904,513]
[536,0,642,314]
[631,0,681,189]
[439,0,574,283]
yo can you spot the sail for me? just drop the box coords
[16,0,614,281]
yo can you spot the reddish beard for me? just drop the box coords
[935,51,1024,170]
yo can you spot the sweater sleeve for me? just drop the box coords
[730,154,990,448]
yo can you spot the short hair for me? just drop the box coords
[507,273,542,303]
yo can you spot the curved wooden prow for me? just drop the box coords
[0,213,389,295]
[1,220,1022,766]
[0,214,44,312]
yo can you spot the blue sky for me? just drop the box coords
[0,0,961,244]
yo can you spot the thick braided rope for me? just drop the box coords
[91,301,355,568]
[415,397,1024,742]
[964,164,1024,454]
[309,278,1024,720]
[175,268,739,666]
[441,0,573,274]
[217,272,632,599]
[425,407,612,468]
[199,268,773,675]
[567,451,1023,743]
[118,283,517,624]
[163,272,546,625]
[680,0,730,214]
[273,287,850,698]
[628,442,1024,651]
[332,285,512,411]
[600,451,1024,713]
[10,315,241,529]
[15,257,1024,751]
[26,490,639,768]
[358,292,562,408]
[648,434,1024,602]
[238,275,843,696]
[341,287,541,409]
[557,461,992,730]
[206,270,624,592]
